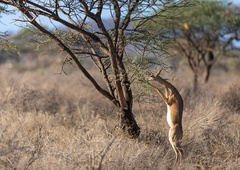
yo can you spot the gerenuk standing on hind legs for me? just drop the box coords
[146,70,184,165]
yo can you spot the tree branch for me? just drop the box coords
[16,4,116,105]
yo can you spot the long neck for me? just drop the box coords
[153,76,184,127]
[154,76,183,103]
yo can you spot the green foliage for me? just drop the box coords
[0,6,17,62]
[13,27,46,49]
[182,0,240,37]
[0,27,55,64]
[0,33,19,63]
[186,1,225,31]
[0,49,19,63]
[143,0,240,92]
[140,0,194,33]
[145,0,240,41]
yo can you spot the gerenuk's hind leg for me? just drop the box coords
[169,124,183,164]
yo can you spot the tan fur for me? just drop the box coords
[146,73,183,164]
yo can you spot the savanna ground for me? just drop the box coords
[0,53,240,170]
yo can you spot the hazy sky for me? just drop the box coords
[1,0,240,34]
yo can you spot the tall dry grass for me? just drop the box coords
[0,59,239,169]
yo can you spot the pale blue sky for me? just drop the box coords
[1,0,240,34]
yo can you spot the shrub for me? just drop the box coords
[222,83,240,113]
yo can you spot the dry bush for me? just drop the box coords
[222,82,240,113]
[0,83,76,115]
[0,62,240,169]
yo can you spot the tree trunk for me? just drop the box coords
[204,64,212,83]
[193,73,198,93]
[204,51,214,83]
[120,108,140,138]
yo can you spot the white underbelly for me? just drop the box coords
[167,105,174,127]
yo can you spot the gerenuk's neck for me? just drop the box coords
[154,76,180,96]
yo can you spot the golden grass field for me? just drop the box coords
[0,55,239,169]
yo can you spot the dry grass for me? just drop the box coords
[222,83,240,113]
[0,59,240,170]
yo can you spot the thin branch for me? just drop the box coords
[16,4,116,105]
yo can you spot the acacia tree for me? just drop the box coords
[176,1,240,92]
[0,0,190,138]
[145,0,240,92]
